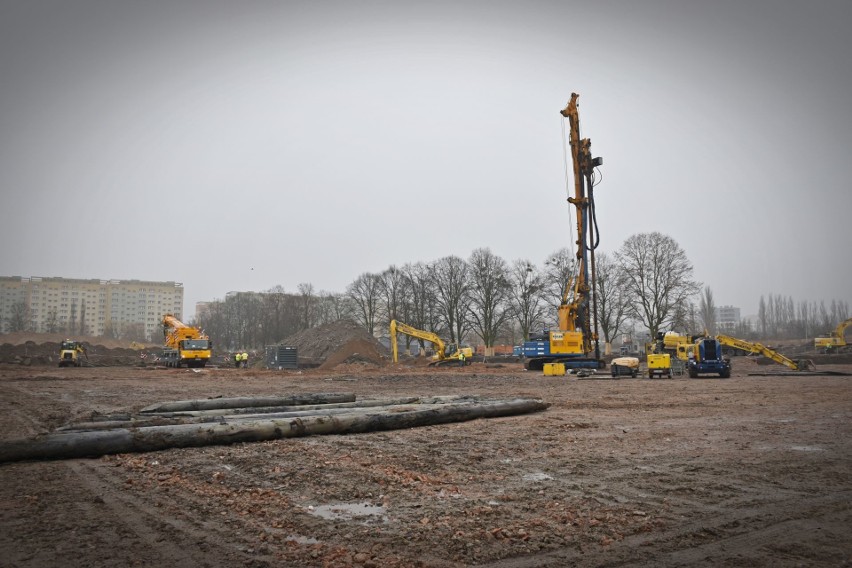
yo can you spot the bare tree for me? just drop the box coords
[296,282,316,331]
[397,262,437,353]
[44,308,59,334]
[431,256,471,343]
[616,232,701,340]
[467,248,511,350]
[593,252,630,348]
[378,266,407,331]
[541,248,575,330]
[758,295,768,337]
[312,291,348,325]
[5,302,33,333]
[506,260,548,342]
[346,272,382,335]
[699,286,716,334]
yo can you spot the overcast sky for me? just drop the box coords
[1,0,850,320]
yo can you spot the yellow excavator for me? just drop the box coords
[714,334,814,372]
[814,317,852,352]
[389,320,473,366]
[161,314,212,368]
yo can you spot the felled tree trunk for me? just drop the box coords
[139,393,356,413]
[0,398,549,463]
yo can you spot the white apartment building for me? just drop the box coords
[715,305,741,332]
[0,276,183,340]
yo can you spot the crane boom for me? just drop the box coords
[161,314,211,368]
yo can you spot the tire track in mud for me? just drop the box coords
[65,460,255,567]
[481,490,852,567]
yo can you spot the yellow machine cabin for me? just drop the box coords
[389,320,472,366]
[58,340,87,368]
[161,314,212,368]
[814,317,851,351]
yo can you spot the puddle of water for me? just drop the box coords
[789,445,825,452]
[306,502,388,524]
[285,534,318,544]
[522,472,553,482]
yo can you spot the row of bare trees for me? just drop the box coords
[194,232,708,351]
[11,232,844,350]
[132,232,852,350]
[757,295,849,340]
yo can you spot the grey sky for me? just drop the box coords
[1,0,850,319]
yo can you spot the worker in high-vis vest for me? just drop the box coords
[241,352,249,368]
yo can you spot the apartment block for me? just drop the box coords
[715,305,741,332]
[0,276,184,340]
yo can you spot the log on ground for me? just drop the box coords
[139,392,356,413]
[0,398,550,463]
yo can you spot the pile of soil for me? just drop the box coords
[0,332,155,350]
[0,334,157,367]
[281,319,390,368]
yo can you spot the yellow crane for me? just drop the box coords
[715,334,814,372]
[814,317,852,351]
[389,320,472,366]
[161,314,212,368]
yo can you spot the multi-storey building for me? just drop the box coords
[0,276,183,340]
[715,305,741,332]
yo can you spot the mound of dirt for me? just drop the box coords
[0,339,155,367]
[281,319,390,368]
[0,332,155,350]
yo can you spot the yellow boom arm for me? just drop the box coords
[716,334,813,371]
[162,313,207,348]
[390,320,447,362]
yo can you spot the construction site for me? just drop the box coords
[2,89,850,567]
[0,319,850,567]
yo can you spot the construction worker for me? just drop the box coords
[233,353,240,368]
[241,351,249,368]
[458,351,466,367]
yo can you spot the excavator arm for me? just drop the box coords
[390,320,446,362]
[716,334,813,372]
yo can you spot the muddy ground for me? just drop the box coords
[1,359,850,567]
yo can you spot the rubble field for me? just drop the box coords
[0,332,850,567]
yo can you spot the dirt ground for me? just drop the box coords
[1,358,850,567]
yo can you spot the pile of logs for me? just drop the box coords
[0,393,549,463]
